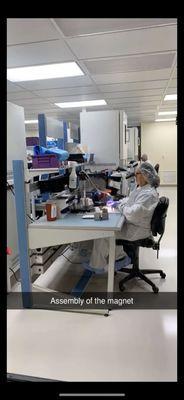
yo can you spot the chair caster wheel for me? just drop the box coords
[104,313,109,317]
[119,282,125,292]
[160,272,166,279]
[152,285,159,293]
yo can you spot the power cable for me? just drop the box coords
[7,181,35,222]
[82,170,110,196]
[9,267,21,283]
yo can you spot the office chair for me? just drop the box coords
[154,163,160,174]
[116,196,169,293]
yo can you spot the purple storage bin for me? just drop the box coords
[32,154,59,168]
[26,137,39,146]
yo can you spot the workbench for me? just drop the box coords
[29,211,125,294]
[12,160,125,315]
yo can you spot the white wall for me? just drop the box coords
[25,129,39,137]
[69,122,79,141]
[7,102,27,172]
[80,110,119,164]
[45,116,64,139]
[141,121,177,185]
[80,110,129,165]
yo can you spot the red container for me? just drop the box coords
[32,154,59,169]
[46,200,57,221]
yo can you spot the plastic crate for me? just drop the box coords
[26,137,39,146]
[32,154,59,168]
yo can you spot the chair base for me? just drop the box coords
[118,267,166,293]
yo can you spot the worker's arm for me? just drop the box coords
[117,197,129,213]
[122,192,158,223]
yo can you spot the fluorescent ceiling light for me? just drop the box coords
[155,118,176,122]
[7,62,84,82]
[158,111,177,115]
[164,94,177,101]
[55,100,107,108]
[25,120,38,124]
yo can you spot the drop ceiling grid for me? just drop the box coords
[102,89,164,97]
[7,18,61,46]
[54,18,177,37]
[92,68,172,84]
[48,94,105,103]
[33,86,100,97]
[7,91,39,100]
[7,39,76,68]
[13,75,94,91]
[98,81,172,92]
[7,18,177,124]
[106,97,161,104]
[66,25,177,59]
[83,53,175,75]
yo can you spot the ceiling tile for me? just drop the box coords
[24,106,58,113]
[7,18,177,126]
[7,39,75,68]
[173,69,177,78]
[12,98,52,106]
[7,81,26,92]
[99,80,168,92]
[159,104,177,111]
[15,75,93,90]
[166,87,177,94]
[84,53,175,75]
[107,97,159,105]
[110,100,158,107]
[103,89,163,98]
[125,110,156,115]
[168,78,177,88]
[92,68,171,84]
[67,26,177,59]
[48,94,103,102]
[7,18,60,45]
[24,108,60,115]
[159,102,177,109]
[122,105,157,110]
[7,91,39,100]
[54,18,176,37]
[33,86,98,97]
[25,111,69,118]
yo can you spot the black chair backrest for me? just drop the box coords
[154,163,160,173]
[151,196,169,236]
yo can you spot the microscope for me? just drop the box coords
[68,169,94,213]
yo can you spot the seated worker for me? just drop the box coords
[82,162,160,274]
[140,153,152,165]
